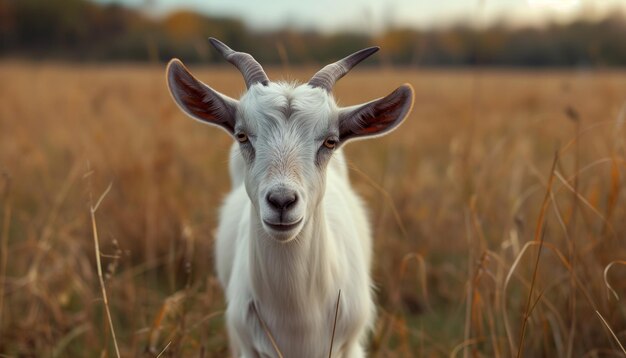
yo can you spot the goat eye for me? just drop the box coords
[236,133,248,143]
[323,138,337,150]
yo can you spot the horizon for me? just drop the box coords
[92,0,626,33]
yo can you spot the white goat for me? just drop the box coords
[166,38,414,357]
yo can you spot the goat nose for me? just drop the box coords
[266,189,298,211]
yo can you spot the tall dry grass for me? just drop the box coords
[0,62,625,356]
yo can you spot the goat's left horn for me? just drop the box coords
[308,46,379,92]
[209,37,269,89]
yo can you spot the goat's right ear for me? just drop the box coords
[337,84,414,143]
[166,59,238,135]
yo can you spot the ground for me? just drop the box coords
[0,62,625,356]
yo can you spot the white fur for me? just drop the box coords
[216,83,374,357]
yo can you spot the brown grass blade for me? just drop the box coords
[146,291,186,353]
[252,302,284,358]
[89,179,120,358]
[595,310,626,355]
[603,260,626,301]
[156,341,173,358]
[147,300,170,352]
[503,241,569,355]
[328,289,341,358]
[553,171,616,237]
[516,151,559,358]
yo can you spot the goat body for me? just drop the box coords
[218,124,373,357]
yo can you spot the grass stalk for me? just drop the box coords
[328,289,342,358]
[89,181,120,358]
[516,151,559,358]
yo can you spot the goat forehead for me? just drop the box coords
[239,82,336,135]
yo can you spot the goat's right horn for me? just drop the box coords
[209,37,269,89]
[308,46,379,92]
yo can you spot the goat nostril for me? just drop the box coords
[284,192,297,209]
[266,193,279,209]
[267,190,298,211]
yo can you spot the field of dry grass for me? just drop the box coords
[0,62,625,357]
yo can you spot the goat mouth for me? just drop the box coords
[263,218,303,232]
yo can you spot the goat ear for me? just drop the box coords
[338,84,414,143]
[166,59,238,135]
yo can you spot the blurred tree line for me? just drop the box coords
[1,0,625,66]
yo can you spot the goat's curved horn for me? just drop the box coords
[209,37,269,89]
[308,46,379,92]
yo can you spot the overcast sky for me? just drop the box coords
[93,0,626,33]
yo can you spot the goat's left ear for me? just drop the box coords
[338,84,414,143]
